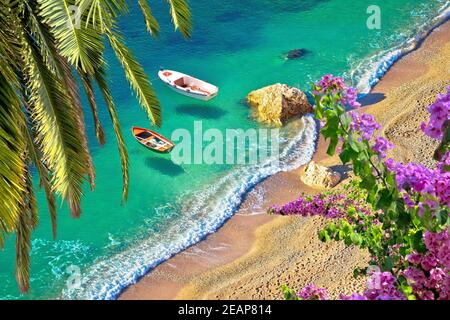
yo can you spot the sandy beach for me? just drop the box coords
[119,20,450,300]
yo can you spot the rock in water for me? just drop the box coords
[246,83,313,126]
[285,48,307,60]
[300,161,341,189]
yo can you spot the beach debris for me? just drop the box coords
[300,161,341,189]
[246,83,313,126]
[283,48,310,60]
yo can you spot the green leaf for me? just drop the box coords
[339,145,357,164]
[340,113,352,130]
[411,230,426,252]
[326,136,339,156]
[281,284,299,300]
[350,233,363,246]
[382,256,394,271]
[319,230,331,242]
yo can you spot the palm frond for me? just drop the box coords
[0,5,20,85]
[166,0,192,38]
[56,55,97,190]
[106,27,161,126]
[23,0,60,73]
[38,0,104,74]
[79,70,106,145]
[79,0,115,32]
[0,73,27,249]
[15,166,36,293]
[138,0,160,37]
[94,69,129,201]
[21,31,89,218]
[22,120,57,239]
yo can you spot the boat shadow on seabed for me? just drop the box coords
[175,104,228,120]
[144,157,185,177]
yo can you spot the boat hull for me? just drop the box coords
[158,69,219,101]
[131,127,175,154]
[163,82,217,101]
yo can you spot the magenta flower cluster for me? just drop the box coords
[344,87,361,109]
[420,86,450,139]
[297,284,329,300]
[314,74,361,108]
[271,194,344,218]
[385,159,450,210]
[271,193,373,219]
[340,272,406,300]
[404,229,450,300]
[349,111,381,140]
[298,272,406,300]
[372,136,394,158]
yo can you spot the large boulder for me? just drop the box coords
[300,161,341,189]
[247,84,313,126]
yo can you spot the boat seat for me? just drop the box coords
[174,77,186,86]
[190,85,211,95]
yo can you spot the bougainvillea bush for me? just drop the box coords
[270,76,450,300]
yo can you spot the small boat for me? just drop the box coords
[132,127,175,153]
[158,69,219,101]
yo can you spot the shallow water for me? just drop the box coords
[0,0,448,299]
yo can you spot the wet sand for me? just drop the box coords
[120,21,450,300]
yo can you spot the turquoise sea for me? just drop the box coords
[0,0,449,299]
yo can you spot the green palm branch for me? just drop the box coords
[0,0,192,292]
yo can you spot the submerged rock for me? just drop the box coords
[284,48,309,60]
[246,83,313,126]
[300,161,341,189]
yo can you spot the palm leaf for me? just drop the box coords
[0,5,20,85]
[22,120,58,239]
[15,165,38,293]
[38,0,104,74]
[21,31,89,218]
[79,70,106,145]
[57,56,97,190]
[0,73,27,249]
[138,0,160,37]
[106,28,161,126]
[166,0,192,38]
[78,0,124,32]
[23,0,60,73]
[25,0,101,184]
[94,69,129,201]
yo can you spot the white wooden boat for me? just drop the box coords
[158,69,219,101]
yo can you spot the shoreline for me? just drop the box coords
[119,20,450,300]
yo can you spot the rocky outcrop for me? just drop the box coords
[284,48,309,60]
[300,161,341,189]
[246,84,313,126]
